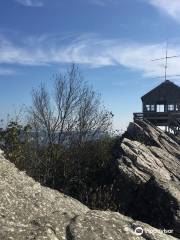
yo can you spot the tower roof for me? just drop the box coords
[141,80,180,103]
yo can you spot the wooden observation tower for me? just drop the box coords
[134,44,180,134]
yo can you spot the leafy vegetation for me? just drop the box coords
[0,65,120,210]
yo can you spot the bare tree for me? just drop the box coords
[30,64,112,146]
[30,84,55,147]
[76,86,112,144]
[54,65,83,144]
[28,64,113,185]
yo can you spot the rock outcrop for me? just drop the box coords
[0,150,88,239]
[0,148,178,240]
[68,210,177,240]
[115,120,180,238]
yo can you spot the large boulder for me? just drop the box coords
[0,149,178,240]
[68,210,177,240]
[0,150,88,240]
[115,120,180,238]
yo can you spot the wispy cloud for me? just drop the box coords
[0,67,16,76]
[1,33,180,78]
[148,0,180,22]
[89,0,115,6]
[14,0,44,7]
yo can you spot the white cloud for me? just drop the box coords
[148,0,180,22]
[89,0,115,6]
[14,0,44,7]
[1,34,180,78]
[0,67,16,76]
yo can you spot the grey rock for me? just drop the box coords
[116,120,180,237]
[0,148,178,240]
[0,151,88,240]
[126,120,180,159]
[68,210,177,240]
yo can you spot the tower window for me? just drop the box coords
[175,104,179,111]
[168,105,174,111]
[151,105,155,111]
[157,104,165,112]
[145,105,155,111]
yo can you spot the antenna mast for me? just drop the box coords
[165,42,168,81]
[152,42,180,81]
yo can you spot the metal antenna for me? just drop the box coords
[151,42,180,81]
[165,42,168,80]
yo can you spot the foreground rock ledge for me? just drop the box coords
[115,120,180,238]
[0,150,178,240]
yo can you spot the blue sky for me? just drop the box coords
[1,0,180,130]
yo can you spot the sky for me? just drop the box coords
[1,0,180,130]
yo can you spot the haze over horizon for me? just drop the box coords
[1,0,180,130]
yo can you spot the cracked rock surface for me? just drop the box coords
[0,147,178,239]
[68,210,177,240]
[0,151,88,240]
[115,120,180,238]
